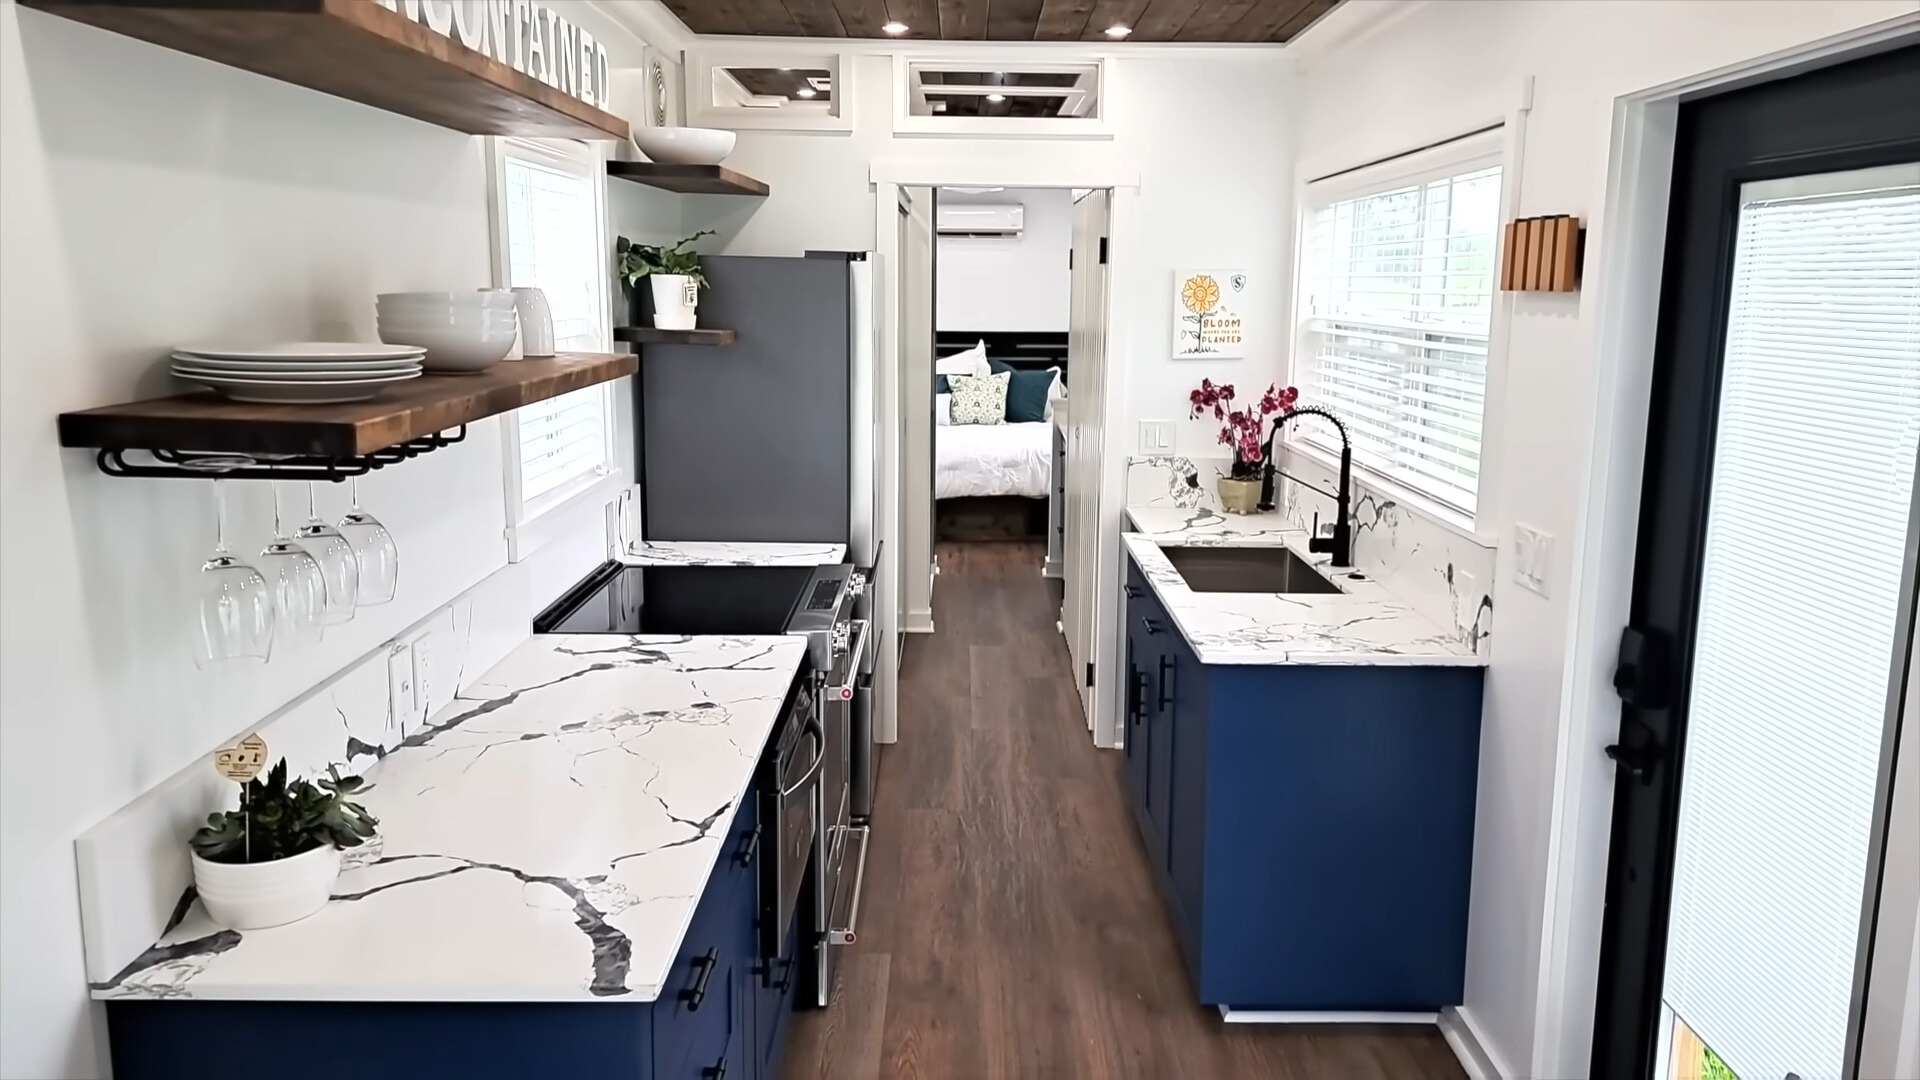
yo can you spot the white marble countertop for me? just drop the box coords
[92,634,809,1003]
[620,540,847,567]
[1125,507,1486,667]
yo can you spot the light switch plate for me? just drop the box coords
[1513,523,1552,597]
[1138,419,1175,457]
[386,643,416,725]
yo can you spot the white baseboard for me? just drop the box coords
[903,608,934,634]
[1041,557,1063,579]
[1440,1006,1509,1080]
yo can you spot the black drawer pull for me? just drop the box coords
[1143,617,1165,636]
[771,956,794,992]
[680,948,718,1010]
[1158,655,1175,711]
[735,824,760,868]
[1129,667,1147,725]
[1122,584,1140,598]
[702,1058,728,1080]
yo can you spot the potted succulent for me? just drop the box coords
[1189,379,1299,514]
[616,230,715,331]
[188,760,378,930]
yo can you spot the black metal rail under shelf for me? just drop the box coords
[91,427,468,481]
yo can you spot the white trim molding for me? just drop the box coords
[1440,1005,1512,1080]
[685,47,854,133]
[891,54,1115,140]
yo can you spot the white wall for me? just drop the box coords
[0,3,659,1075]
[936,187,1073,333]
[1292,2,1919,1076]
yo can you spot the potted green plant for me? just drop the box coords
[616,230,715,331]
[188,760,378,930]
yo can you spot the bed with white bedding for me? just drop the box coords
[935,421,1055,499]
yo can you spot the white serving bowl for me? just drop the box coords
[377,291,515,310]
[377,325,518,373]
[630,126,736,166]
[378,310,520,333]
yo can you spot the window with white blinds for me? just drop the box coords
[1659,164,1920,1080]
[1296,138,1503,520]
[499,141,611,511]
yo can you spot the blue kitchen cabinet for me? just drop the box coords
[1121,551,1484,1013]
[105,797,803,1080]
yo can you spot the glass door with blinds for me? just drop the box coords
[1296,130,1503,522]
[1593,46,1920,1080]
[493,138,615,528]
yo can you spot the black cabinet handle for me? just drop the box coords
[771,956,795,992]
[1129,667,1147,725]
[1122,584,1141,599]
[1143,617,1165,636]
[680,948,718,1010]
[702,1059,728,1080]
[1157,655,1175,712]
[734,824,760,869]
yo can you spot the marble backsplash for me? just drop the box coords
[1125,453,1495,655]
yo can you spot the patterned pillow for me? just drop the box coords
[947,372,1009,426]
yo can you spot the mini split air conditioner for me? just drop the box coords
[936,204,1025,237]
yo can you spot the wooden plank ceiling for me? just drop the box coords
[663,0,1342,42]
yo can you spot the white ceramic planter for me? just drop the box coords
[650,274,699,331]
[191,844,342,930]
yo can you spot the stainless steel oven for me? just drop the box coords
[760,679,823,963]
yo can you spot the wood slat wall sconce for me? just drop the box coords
[1500,215,1585,292]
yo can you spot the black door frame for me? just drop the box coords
[1590,44,1920,1080]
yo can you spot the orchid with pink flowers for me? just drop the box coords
[1189,379,1300,479]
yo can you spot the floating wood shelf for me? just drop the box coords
[613,327,737,347]
[606,162,771,197]
[19,0,630,141]
[59,354,637,475]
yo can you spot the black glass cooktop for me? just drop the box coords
[532,562,817,636]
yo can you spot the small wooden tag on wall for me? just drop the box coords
[1501,215,1584,292]
[213,733,268,783]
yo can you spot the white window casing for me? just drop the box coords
[1293,128,1506,526]
[892,55,1114,139]
[487,136,623,563]
[686,49,853,133]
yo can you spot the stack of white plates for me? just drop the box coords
[172,343,426,404]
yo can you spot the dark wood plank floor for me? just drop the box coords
[782,541,1467,1079]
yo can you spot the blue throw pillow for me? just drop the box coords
[1004,368,1054,424]
[935,374,950,394]
[989,358,1016,375]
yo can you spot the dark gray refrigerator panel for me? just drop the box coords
[640,255,851,543]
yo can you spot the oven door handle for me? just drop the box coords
[830,620,873,697]
[780,718,827,799]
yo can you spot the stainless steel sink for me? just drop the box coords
[1159,545,1344,594]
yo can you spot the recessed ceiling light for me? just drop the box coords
[986,93,1006,103]
[882,21,908,35]
[795,87,817,98]
[1105,23,1132,37]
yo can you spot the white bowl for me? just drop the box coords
[377,291,515,310]
[630,126,736,166]
[378,310,519,332]
[377,325,518,373]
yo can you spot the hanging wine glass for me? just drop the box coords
[295,481,358,625]
[191,479,273,668]
[336,476,398,606]
[258,482,328,647]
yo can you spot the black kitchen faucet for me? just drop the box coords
[1256,405,1354,568]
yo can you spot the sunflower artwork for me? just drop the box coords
[1173,269,1248,359]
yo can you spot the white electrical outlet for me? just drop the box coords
[1138,419,1175,456]
[1513,524,1552,597]
[410,629,438,722]
[386,643,416,725]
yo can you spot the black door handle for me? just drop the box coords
[770,956,794,992]
[702,1058,728,1080]
[1122,584,1140,599]
[734,824,760,868]
[680,948,718,1010]
[1143,617,1165,636]
[1604,742,1660,783]
[1157,655,1175,711]
[1613,626,1671,709]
